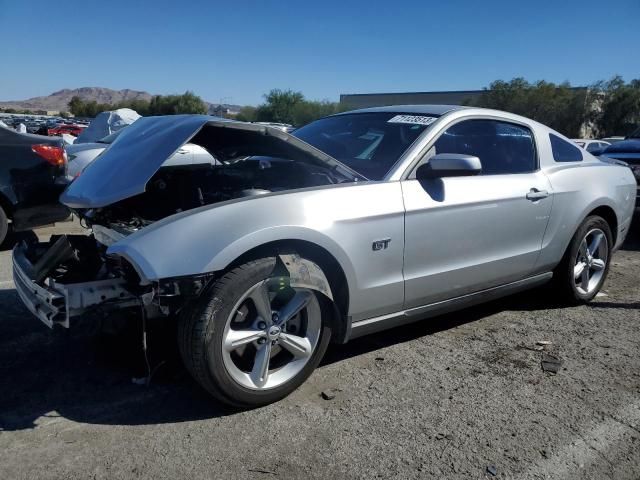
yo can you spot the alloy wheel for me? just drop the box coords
[221,279,322,390]
[573,228,608,295]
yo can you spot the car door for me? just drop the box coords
[401,118,553,309]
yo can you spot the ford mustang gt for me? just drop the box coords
[12,105,636,406]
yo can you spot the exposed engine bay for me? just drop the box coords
[80,157,343,230]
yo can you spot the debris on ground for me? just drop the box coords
[486,465,497,476]
[247,467,277,475]
[536,340,552,347]
[321,388,341,400]
[541,354,563,374]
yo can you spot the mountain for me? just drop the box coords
[0,87,154,112]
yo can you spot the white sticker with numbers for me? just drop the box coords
[387,115,438,126]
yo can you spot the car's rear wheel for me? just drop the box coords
[178,257,332,407]
[0,207,8,246]
[553,215,612,303]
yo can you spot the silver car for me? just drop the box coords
[13,106,637,407]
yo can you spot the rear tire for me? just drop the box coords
[178,257,332,408]
[0,207,8,247]
[552,215,612,303]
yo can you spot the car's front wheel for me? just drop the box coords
[179,257,332,407]
[553,215,613,303]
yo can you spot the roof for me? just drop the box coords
[336,104,468,116]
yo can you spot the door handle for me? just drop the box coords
[526,188,549,201]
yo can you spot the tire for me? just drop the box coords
[0,207,8,247]
[552,215,613,303]
[178,257,333,407]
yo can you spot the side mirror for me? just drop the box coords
[416,153,482,179]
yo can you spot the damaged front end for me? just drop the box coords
[13,115,357,330]
[12,234,211,329]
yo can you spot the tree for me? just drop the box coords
[255,89,305,124]
[251,89,343,126]
[236,106,257,122]
[67,91,207,118]
[593,76,640,137]
[67,96,84,116]
[467,78,589,137]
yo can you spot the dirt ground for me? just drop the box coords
[0,216,639,479]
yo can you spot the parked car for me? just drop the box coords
[598,126,640,207]
[601,136,626,144]
[66,128,220,177]
[13,107,636,407]
[572,139,610,153]
[254,122,295,133]
[48,123,86,137]
[0,123,70,244]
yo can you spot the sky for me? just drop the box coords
[0,0,638,106]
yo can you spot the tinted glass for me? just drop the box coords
[293,112,433,180]
[550,133,583,162]
[586,142,600,152]
[433,119,536,175]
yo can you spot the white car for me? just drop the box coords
[66,129,219,177]
[572,139,611,153]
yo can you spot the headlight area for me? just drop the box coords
[13,234,152,330]
[13,232,217,331]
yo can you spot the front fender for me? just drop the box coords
[107,190,358,286]
[107,181,406,322]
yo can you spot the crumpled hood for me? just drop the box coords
[60,115,360,209]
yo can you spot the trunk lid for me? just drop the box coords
[60,115,362,209]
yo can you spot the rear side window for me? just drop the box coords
[433,119,537,175]
[550,134,583,162]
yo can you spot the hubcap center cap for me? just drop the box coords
[267,325,281,340]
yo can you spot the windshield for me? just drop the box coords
[293,112,436,180]
[629,127,640,139]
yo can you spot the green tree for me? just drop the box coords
[255,89,305,124]
[236,106,257,122]
[67,95,85,116]
[467,78,589,137]
[68,91,207,118]
[593,76,640,137]
[250,89,343,126]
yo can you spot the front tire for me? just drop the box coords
[178,257,332,407]
[553,215,613,303]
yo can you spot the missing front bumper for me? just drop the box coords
[12,239,140,329]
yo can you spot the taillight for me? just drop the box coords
[32,144,67,167]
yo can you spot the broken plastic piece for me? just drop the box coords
[541,354,562,374]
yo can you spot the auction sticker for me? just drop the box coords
[387,115,438,126]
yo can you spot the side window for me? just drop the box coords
[586,142,600,153]
[432,119,537,175]
[550,133,583,162]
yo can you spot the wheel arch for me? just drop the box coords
[224,239,352,343]
[0,191,15,219]
[586,205,618,246]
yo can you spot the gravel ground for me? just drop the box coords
[0,217,639,479]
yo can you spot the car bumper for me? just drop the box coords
[12,239,139,329]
